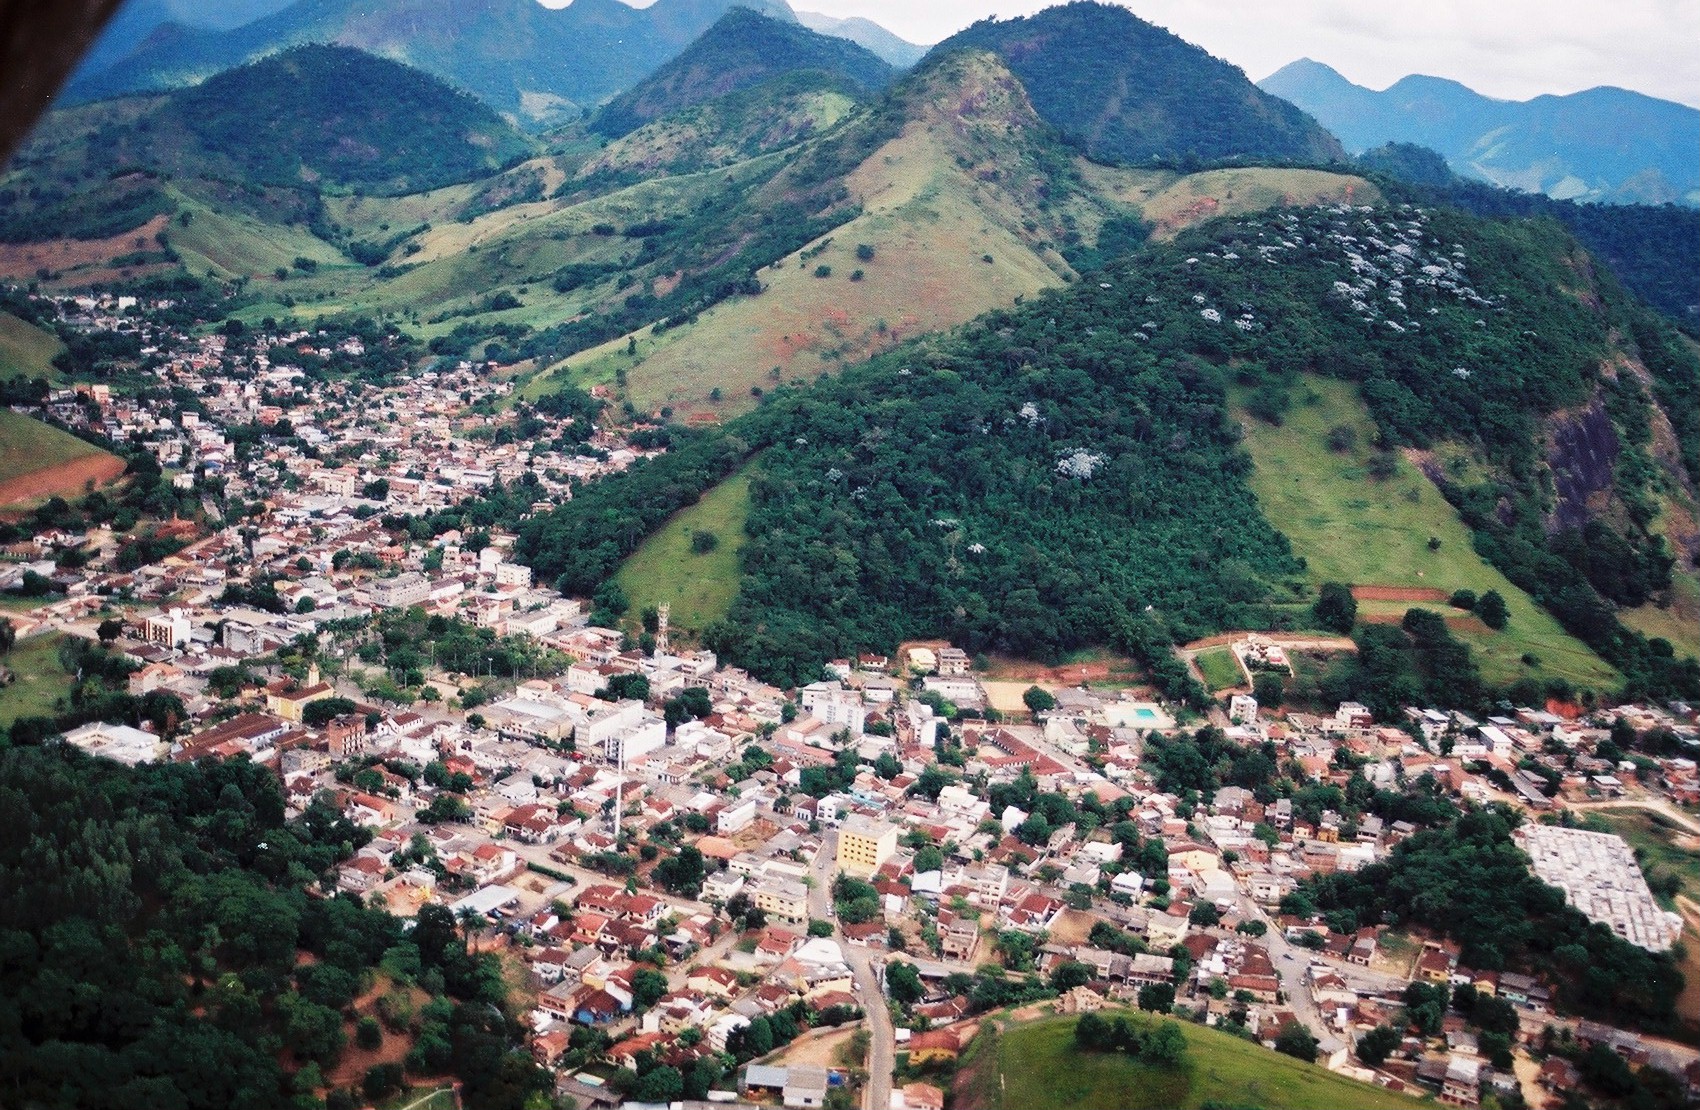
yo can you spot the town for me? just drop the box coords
[3,287,1698,1110]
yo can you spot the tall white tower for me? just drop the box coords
[655,602,671,654]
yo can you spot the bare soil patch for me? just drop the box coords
[0,451,125,508]
[1351,585,1448,602]
[0,215,172,279]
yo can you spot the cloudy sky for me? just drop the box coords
[557,0,1700,107]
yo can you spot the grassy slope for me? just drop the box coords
[0,410,102,484]
[957,1011,1430,1110]
[1080,164,1379,241]
[1233,376,1618,690]
[1621,566,1700,662]
[613,468,752,634]
[0,312,65,381]
[547,85,1072,417]
[170,188,347,282]
[540,77,1375,420]
[0,633,73,727]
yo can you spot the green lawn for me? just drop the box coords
[957,1011,1431,1110]
[1233,376,1618,692]
[0,311,65,382]
[0,410,103,485]
[1194,646,1244,692]
[0,633,74,727]
[613,467,752,635]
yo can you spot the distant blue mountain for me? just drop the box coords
[1260,59,1699,206]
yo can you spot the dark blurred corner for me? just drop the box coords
[0,0,124,164]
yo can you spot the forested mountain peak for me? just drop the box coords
[930,1,1345,166]
[591,8,896,139]
[15,44,533,200]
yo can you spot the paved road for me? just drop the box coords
[811,832,895,1110]
[1238,896,1328,1036]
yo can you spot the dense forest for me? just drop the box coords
[934,1,1344,165]
[0,744,549,1110]
[1290,806,1685,1034]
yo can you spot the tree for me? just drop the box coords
[1313,582,1357,633]
[1048,960,1092,992]
[1023,685,1056,713]
[1274,1023,1319,1062]
[1075,1011,1110,1050]
[633,1065,683,1103]
[1142,1021,1187,1066]
[632,967,668,1011]
[808,919,834,938]
[303,697,359,727]
[602,672,650,702]
[356,1016,383,1050]
[1356,1024,1400,1066]
[1014,812,1052,847]
[1137,982,1174,1013]
[1252,671,1283,708]
[96,617,123,644]
[887,960,923,1005]
[1477,589,1508,630]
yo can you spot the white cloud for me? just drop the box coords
[624,0,1700,107]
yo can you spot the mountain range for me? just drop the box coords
[63,0,927,126]
[1261,58,1700,206]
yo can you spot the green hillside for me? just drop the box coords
[614,467,753,633]
[580,75,861,182]
[1232,376,1619,689]
[518,196,1700,706]
[0,410,106,487]
[953,1011,1431,1110]
[592,9,895,139]
[0,311,64,381]
[0,46,533,249]
[932,1,1344,166]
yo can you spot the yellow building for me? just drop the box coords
[264,665,336,724]
[751,876,810,926]
[836,814,898,878]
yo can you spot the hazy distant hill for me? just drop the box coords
[592,9,895,139]
[1261,59,1700,206]
[931,1,1344,166]
[69,0,295,82]
[65,0,800,126]
[795,9,926,67]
